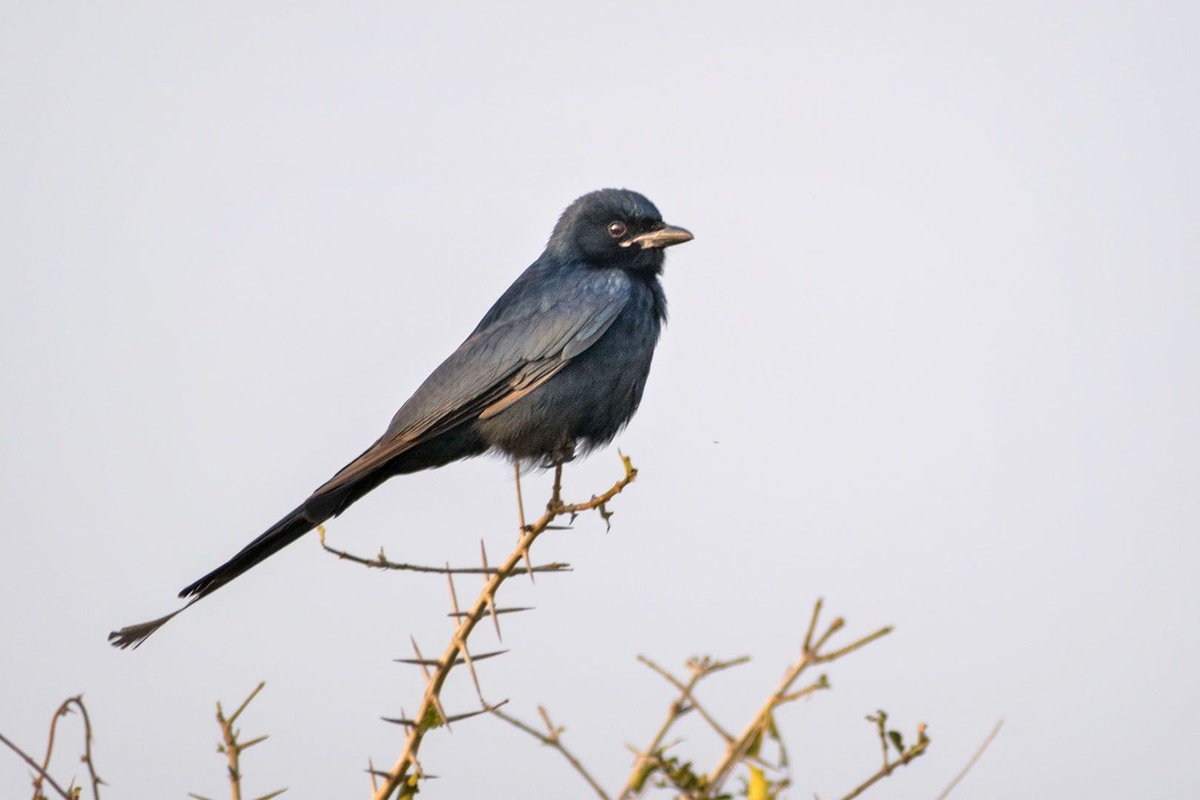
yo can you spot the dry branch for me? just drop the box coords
[189,682,285,800]
[491,706,610,800]
[934,719,1003,800]
[0,694,103,800]
[0,731,71,800]
[618,655,750,799]
[703,599,892,794]
[840,712,929,800]
[366,455,638,800]
[319,528,571,576]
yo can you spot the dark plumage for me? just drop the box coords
[109,188,692,648]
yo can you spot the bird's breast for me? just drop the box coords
[474,282,664,461]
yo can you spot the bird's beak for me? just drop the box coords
[622,224,694,250]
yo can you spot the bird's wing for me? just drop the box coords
[310,269,632,496]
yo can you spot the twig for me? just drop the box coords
[21,695,103,800]
[619,668,700,798]
[34,701,65,800]
[705,600,892,794]
[491,706,610,800]
[197,682,285,800]
[934,719,1004,800]
[0,730,72,800]
[637,656,743,744]
[371,455,638,800]
[619,655,749,799]
[840,722,929,800]
[69,698,103,800]
[319,528,570,575]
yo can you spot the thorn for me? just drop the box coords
[481,540,503,641]
[521,543,536,586]
[447,568,486,703]
[409,637,434,682]
[385,700,509,727]
[448,606,533,619]
[250,789,288,800]
[395,650,508,666]
[382,716,417,729]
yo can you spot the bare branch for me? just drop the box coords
[704,602,892,794]
[70,697,104,800]
[5,695,105,800]
[617,654,754,798]
[319,527,569,575]
[370,455,638,800]
[934,719,1004,800]
[200,682,284,800]
[0,730,72,800]
[637,656,742,744]
[491,706,610,800]
[802,597,824,653]
[814,626,894,664]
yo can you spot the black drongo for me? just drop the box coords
[110,188,691,648]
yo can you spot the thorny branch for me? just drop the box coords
[475,590,927,800]
[188,682,285,800]
[39,696,103,800]
[0,694,104,800]
[0,731,70,800]
[362,454,638,800]
[596,599,917,800]
[318,529,572,576]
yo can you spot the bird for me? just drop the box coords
[109,188,692,648]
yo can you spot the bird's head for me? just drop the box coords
[547,188,693,274]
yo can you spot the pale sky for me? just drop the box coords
[2,2,1198,798]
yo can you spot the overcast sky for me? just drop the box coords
[2,2,1198,798]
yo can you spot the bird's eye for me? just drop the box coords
[607,221,627,238]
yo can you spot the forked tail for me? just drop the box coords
[107,503,318,649]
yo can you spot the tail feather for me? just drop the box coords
[108,502,321,649]
[178,502,318,600]
[108,430,487,649]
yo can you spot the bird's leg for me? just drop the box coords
[549,460,564,513]
[513,459,535,583]
[545,440,574,514]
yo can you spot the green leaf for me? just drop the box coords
[746,725,765,758]
[765,711,781,742]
